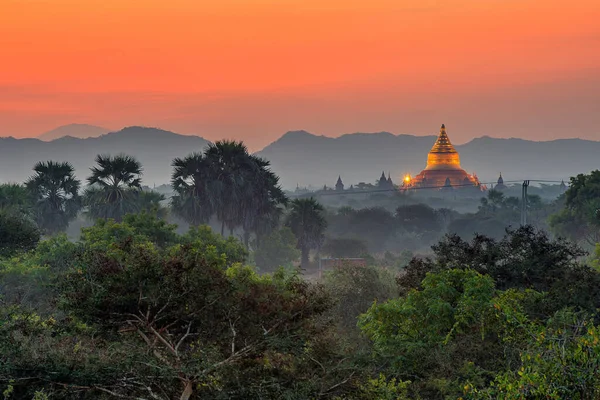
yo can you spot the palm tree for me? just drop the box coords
[171,149,288,246]
[240,156,288,248]
[84,154,143,221]
[170,152,215,225]
[25,161,81,234]
[204,140,258,235]
[285,198,327,269]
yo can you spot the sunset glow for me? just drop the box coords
[1,0,599,148]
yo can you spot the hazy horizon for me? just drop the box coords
[8,121,600,153]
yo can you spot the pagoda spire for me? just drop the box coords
[335,175,344,191]
[425,124,461,170]
[430,124,457,154]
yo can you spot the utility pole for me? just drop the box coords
[521,180,530,226]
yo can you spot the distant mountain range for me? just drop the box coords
[256,130,600,189]
[1,126,598,188]
[37,124,112,141]
[1,127,210,185]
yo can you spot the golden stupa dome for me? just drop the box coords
[425,124,462,170]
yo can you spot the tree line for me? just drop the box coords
[0,140,329,269]
[1,159,600,398]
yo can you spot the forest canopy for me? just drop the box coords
[1,152,599,399]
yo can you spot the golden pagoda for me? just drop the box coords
[411,124,480,188]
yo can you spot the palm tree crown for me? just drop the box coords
[85,154,144,221]
[88,154,143,190]
[26,160,81,233]
[170,152,215,225]
[204,140,257,234]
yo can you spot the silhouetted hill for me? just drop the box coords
[2,127,598,189]
[257,131,600,189]
[0,127,210,185]
[38,124,111,141]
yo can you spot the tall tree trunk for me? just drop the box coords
[301,247,309,270]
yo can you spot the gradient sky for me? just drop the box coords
[1,0,599,150]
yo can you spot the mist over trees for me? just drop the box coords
[1,141,600,399]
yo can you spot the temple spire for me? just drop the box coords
[425,124,461,170]
[335,175,344,191]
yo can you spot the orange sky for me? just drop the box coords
[1,0,599,149]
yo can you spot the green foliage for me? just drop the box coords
[399,226,597,315]
[467,312,600,400]
[25,161,81,234]
[360,269,495,356]
[0,234,79,313]
[0,255,50,311]
[0,183,33,215]
[323,264,397,333]
[565,171,600,219]
[359,269,499,398]
[179,224,248,265]
[4,167,600,399]
[0,305,143,399]
[550,170,600,245]
[549,206,595,245]
[0,211,40,258]
[252,227,300,272]
[54,230,332,398]
[592,243,600,271]
[121,211,178,247]
[356,373,411,400]
[0,214,354,398]
[359,268,550,399]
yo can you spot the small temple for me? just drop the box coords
[406,124,481,189]
[335,175,344,191]
[494,173,507,191]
